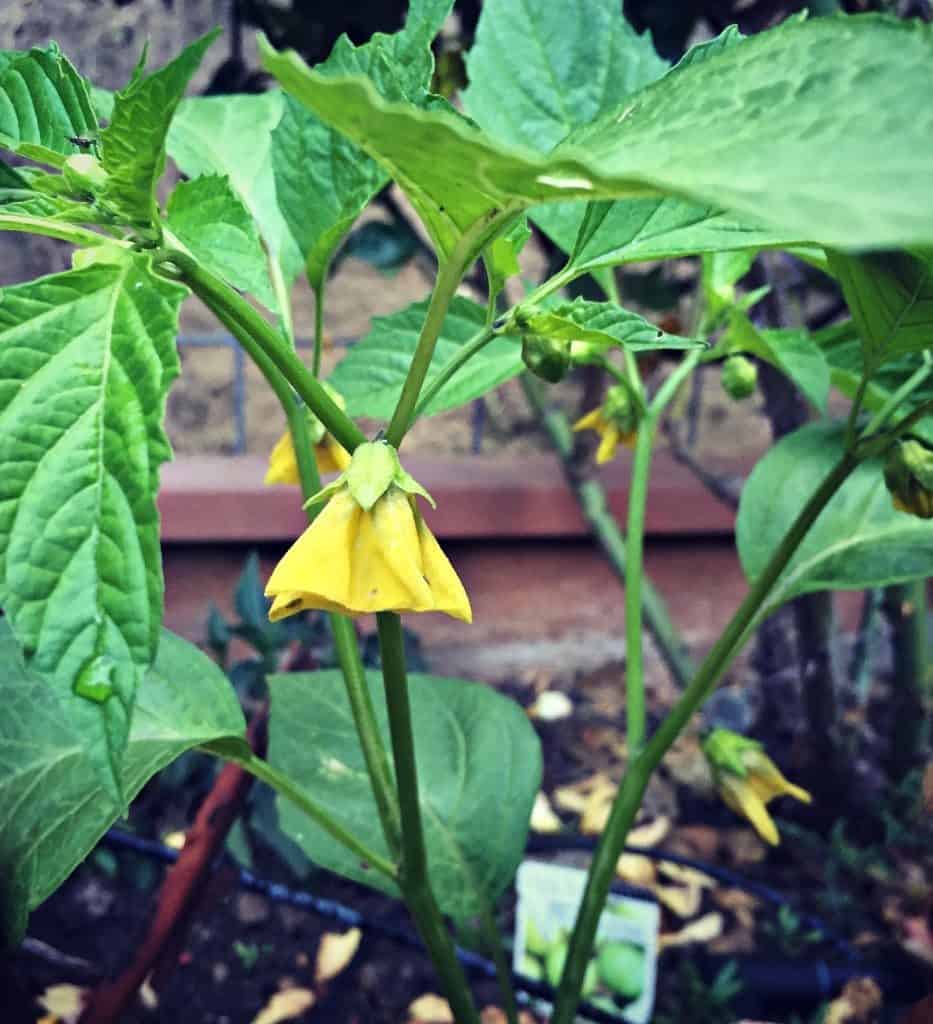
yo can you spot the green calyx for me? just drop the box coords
[304,440,435,512]
[702,727,761,779]
[883,438,933,519]
[303,381,346,446]
[522,333,571,383]
[721,355,758,401]
[603,383,640,434]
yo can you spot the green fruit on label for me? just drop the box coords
[582,958,599,998]
[545,939,569,989]
[597,941,645,999]
[519,954,544,981]
[524,917,550,958]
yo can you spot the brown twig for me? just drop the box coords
[79,711,268,1024]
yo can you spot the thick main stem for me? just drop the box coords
[521,375,694,689]
[377,613,480,1024]
[551,451,859,1024]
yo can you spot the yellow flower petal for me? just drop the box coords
[265,487,471,621]
[266,489,359,618]
[320,436,352,473]
[264,430,301,486]
[720,776,780,846]
[573,407,605,433]
[745,752,813,805]
[595,423,620,464]
[414,506,472,622]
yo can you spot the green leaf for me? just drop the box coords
[514,297,701,352]
[462,0,668,152]
[0,44,98,166]
[100,31,219,225]
[828,250,933,371]
[724,312,830,414]
[817,321,933,445]
[0,255,185,800]
[329,296,521,418]
[737,422,933,611]
[165,174,278,311]
[268,669,541,919]
[168,92,302,284]
[0,624,246,947]
[484,215,530,302]
[265,16,933,259]
[270,0,450,289]
[534,198,796,276]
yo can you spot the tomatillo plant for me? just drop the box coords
[0,6,932,1024]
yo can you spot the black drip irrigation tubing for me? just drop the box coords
[92,827,918,1021]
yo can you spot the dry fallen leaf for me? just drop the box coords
[315,927,362,984]
[825,977,883,1024]
[552,772,612,816]
[722,828,767,866]
[657,860,714,890]
[162,830,187,851]
[580,777,618,834]
[615,852,657,887]
[659,912,724,949]
[530,791,563,833]
[139,973,159,1011]
[528,690,574,722]
[712,887,759,930]
[627,816,671,849]
[36,984,87,1024]
[655,883,703,918]
[251,987,315,1024]
[408,993,455,1022]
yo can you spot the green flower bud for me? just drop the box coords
[884,439,933,519]
[721,355,758,401]
[63,153,107,195]
[603,384,639,435]
[522,333,571,383]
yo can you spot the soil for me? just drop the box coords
[5,659,930,1024]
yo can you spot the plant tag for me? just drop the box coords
[514,860,660,1022]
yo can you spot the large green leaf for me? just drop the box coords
[100,31,218,225]
[165,174,278,311]
[0,624,246,948]
[512,296,701,352]
[828,250,933,372]
[0,44,98,167]
[462,0,667,152]
[0,255,185,800]
[724,312,830,414]
[817,321,933,445]
[737,422,933,612]
[268,669,541,920]
[263,16,933,261]
[167,91,302,284]
[328,296,521,418]
[270,0,450,290]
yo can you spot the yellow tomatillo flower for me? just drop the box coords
[264,384,351,485]
[573,384,639,464]
[702,728,811,846]
[265,441,472,623]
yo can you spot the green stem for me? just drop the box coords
[521,374,694,689]
[0,213,112,248]
[477,896,519,1024]
[268,255,294,346]
[156,249,366,453]
[862,361,933,437]
[376,612,480,1024]
[845,373,870,449]
[413,326,496,420]
[551,449,859,1024]
[386,208,518,447]
[236,753,397,879]
[313,282,326,377]
[883,579,930,781]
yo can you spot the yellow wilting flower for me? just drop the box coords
[264,428,351,485]
[264,384,351,485]
[573,384,639,464]
[265,441,472,623]
[702,729,811,846]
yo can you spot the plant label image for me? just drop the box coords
[515,860,660,1022]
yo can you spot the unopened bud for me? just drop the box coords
[721,355,758,401]
[522,333,571,383]
[884,439,933,519]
